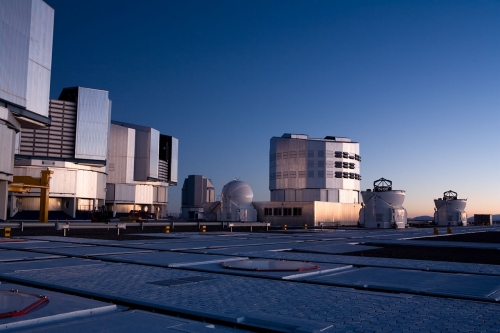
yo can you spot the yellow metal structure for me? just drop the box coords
[3,228,11,238]
[8,170,53,223]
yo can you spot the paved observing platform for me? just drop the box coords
[1,226,500,332]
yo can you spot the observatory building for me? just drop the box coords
[12,87,111,219]
[434,190,467,226]
[253,133,362,226]
[105,121,178,219]
[0,0,54,220]
[359,178,407,229]
[181,175,215,220]
[217,180,257,222]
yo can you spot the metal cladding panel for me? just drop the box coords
[135,184,154,204]
[106,183,115,201]
[25,0,53,117]
[19,99,76,158]
[74,88,111,160]
[149,128,159,179]
[76,170,98,199]
[46,169,76,196]
[114,184,136,202]
[169,137,178,183]
[155,186,167,203]
[0,123,16,179]
[133,128,151,181]
[108,125,135,184]
[0,0,31,107]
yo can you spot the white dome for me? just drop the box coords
[221,180,254,205]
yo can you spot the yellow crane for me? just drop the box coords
[8,170,53,222]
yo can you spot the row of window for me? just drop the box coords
[270,172,361,180]
[264,207,302,216]
[271,151,361,161]
[272,160,357,168]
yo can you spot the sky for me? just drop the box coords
[43,0,499,218]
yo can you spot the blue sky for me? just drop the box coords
[44,0,499,217]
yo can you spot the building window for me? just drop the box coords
[317,160,325,168]
[283,208,292,216]
[283,152,288,159]
[289,151,297,158]
[293,207,302,216]
[308,150,315,158]
[317,150,325,158]
[289,171,297,178]
[298,150,306,158]
[335,161,342,168]
[335,151,343,158]
[276,152,282,159]
[273,208,282,216]
[318,170,325,178]
[343,172,348,178]
[349,173,355,179]
[307,171,314,178]
[343,162,349,168]
[298,171,306,178]
[307,160,315,168]
[349,163,355,169]
[335,171,343,178]
[264,208,273,216]
[342,152,349,158]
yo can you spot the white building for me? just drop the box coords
[105,121,178,218]
[359,178,407,229]
[434,190,467,226]
[253,133,362,226]
[12,87,111,219]
[0,0,54,220]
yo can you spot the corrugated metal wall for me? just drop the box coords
[74,87,111,161]
[19,99,76,158]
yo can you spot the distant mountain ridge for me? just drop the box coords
[410,216,433,221]
[411,214,500,222]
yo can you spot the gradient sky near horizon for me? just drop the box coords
[44,0,499,218]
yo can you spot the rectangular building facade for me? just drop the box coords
[270,133,361,204]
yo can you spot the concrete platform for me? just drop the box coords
[307,266,500,301]
[16,310,248,333]
[99,251,248,267]
[3,227,500,332]
[25,246,155,258]
[0,283,116,332]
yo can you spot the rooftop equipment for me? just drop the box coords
[434,190,467,226]
[359,178,407,229]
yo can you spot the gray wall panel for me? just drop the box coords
[74,88,111,160]
[0,0,53,116]
[149,128,159,179]
[170,137,178,183]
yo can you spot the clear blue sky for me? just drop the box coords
[44,0,499,217]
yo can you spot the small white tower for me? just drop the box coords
[434,190,467,226]
[359,178,407,229]
[217,180,258,222]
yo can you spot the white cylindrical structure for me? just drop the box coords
[434,190,467,226]
[359,178,407,229]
